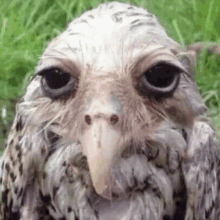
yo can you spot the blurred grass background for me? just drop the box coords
[0,0,220,151]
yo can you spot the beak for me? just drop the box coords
[80,118,121,195]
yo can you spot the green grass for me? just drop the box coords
[0,0,220,145]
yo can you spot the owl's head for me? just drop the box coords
[19,2,206,198]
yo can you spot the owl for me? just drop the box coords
[0,2,220,220]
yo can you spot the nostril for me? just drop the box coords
[85,115,92,125]
[110,114,119,125]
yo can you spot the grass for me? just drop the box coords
[0,0,220,146]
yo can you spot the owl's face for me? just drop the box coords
[22,2,196,198]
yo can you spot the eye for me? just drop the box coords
[43,68,70,89]
[138,62,181,98]
[40,68,77,99]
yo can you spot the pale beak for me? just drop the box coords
[80,119,121,195]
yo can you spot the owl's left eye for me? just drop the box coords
[138,62,181,99]
[39,68,77,99]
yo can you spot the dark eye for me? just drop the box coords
[40,68,77,99]
[138,62,181,98]
[43,68,70,89]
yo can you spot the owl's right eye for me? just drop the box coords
[39,68,77,99]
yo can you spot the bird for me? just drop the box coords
[0,1,220,220]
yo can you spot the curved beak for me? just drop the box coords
[80,119,121,195]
